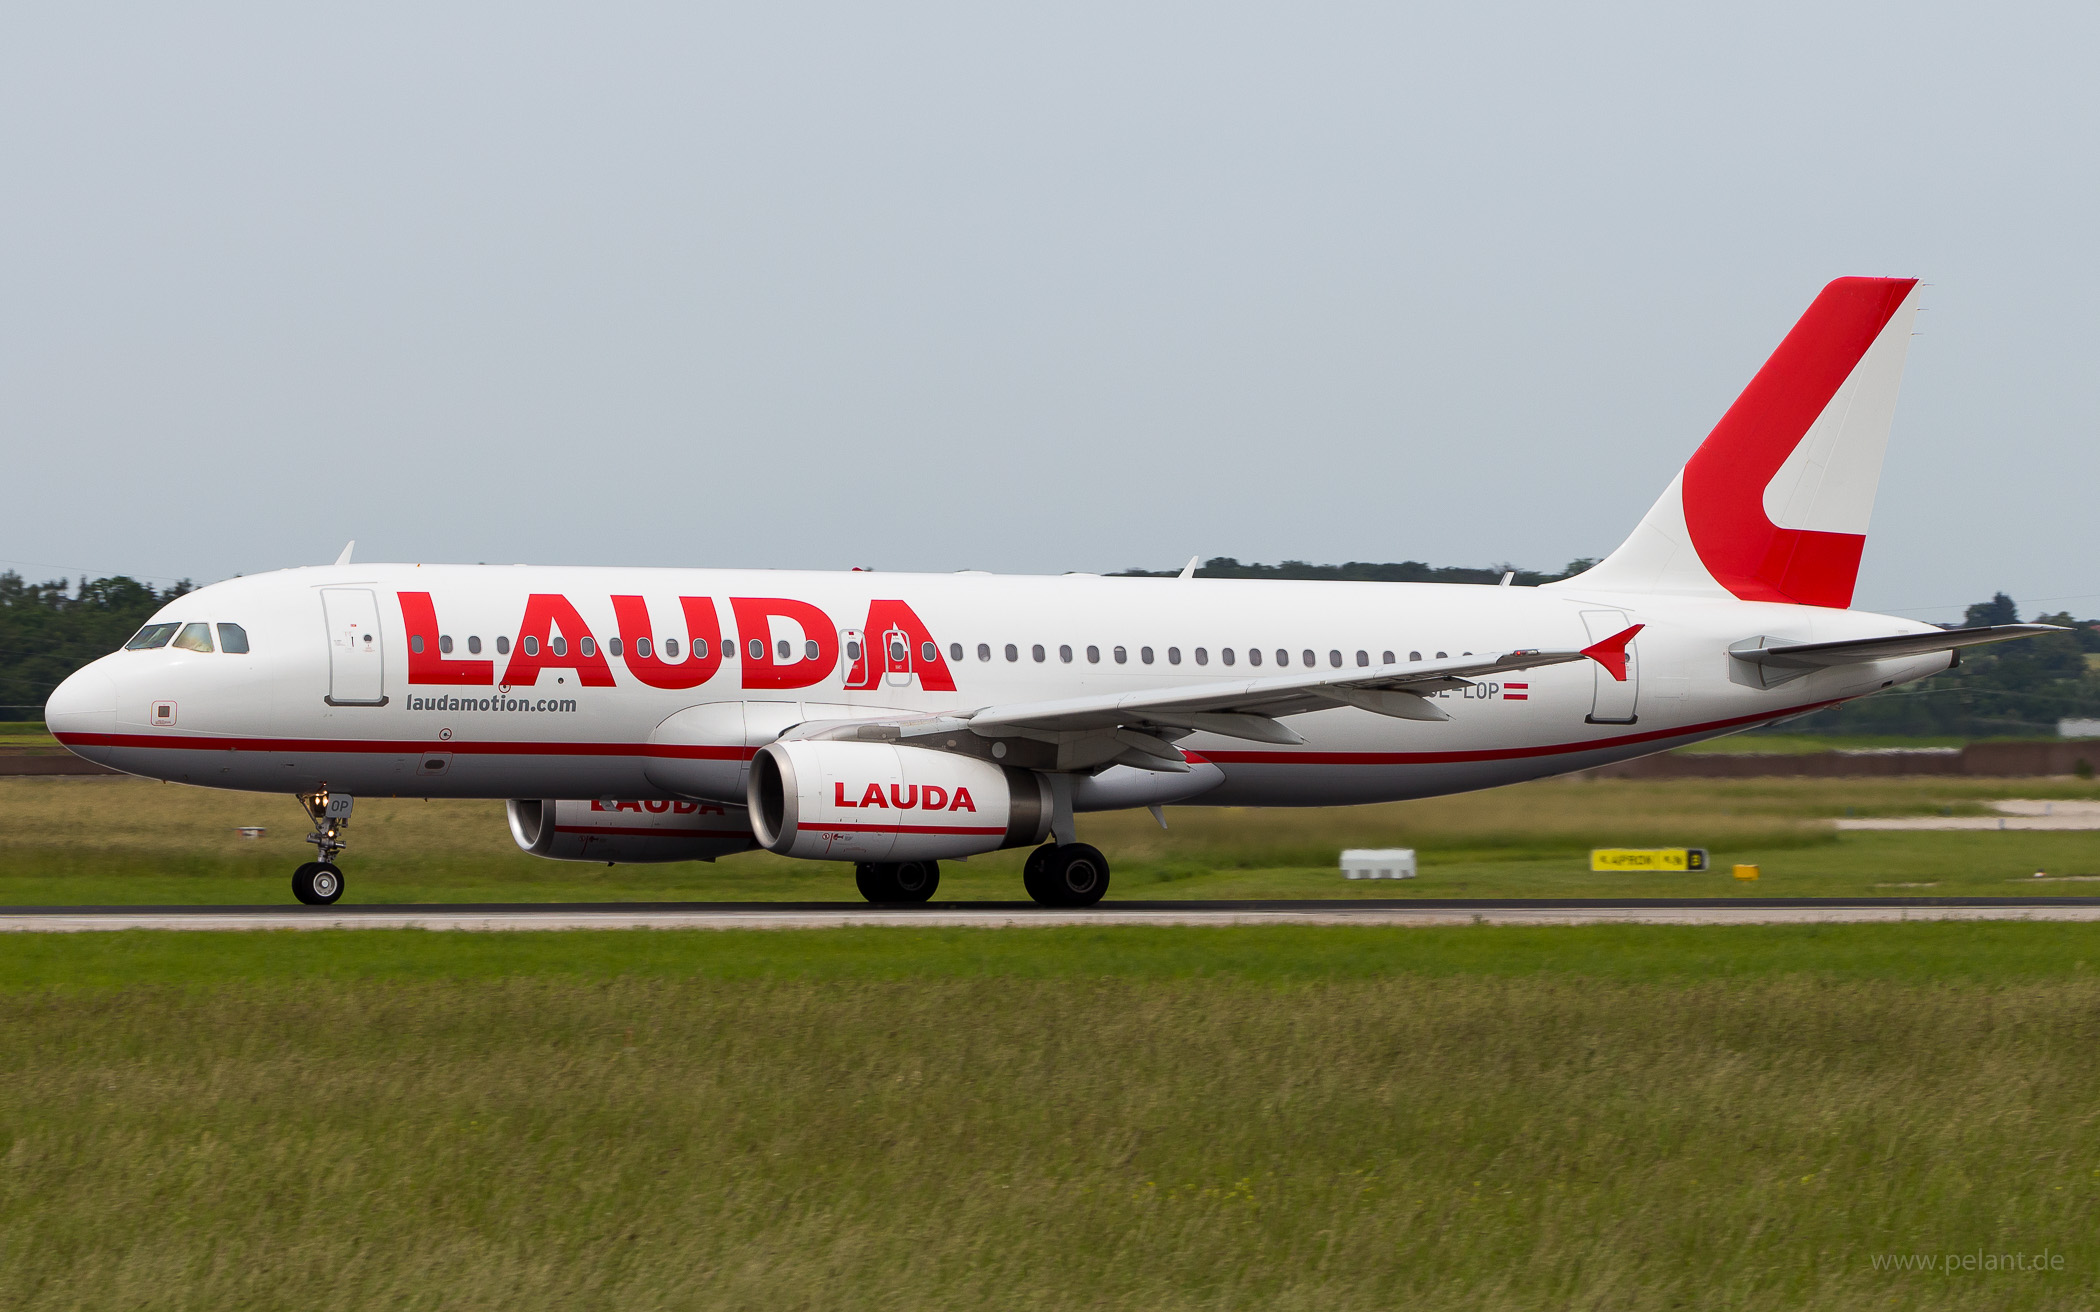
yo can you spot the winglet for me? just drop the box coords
[1581,623,1644,681]
[333,540,355,567]
[1177,556,1199,580]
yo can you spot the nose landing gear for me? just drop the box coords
[293,790,352,906]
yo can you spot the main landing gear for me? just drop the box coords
[292,790,351,906]
[856,860,941,904]
[1023,843,1111,907]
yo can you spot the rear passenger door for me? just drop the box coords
[322,588,388,706]
[1579,608,1638,725]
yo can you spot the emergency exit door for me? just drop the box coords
[881,627,915,688]
[322,588,388,706]
[1580,608,1639,725]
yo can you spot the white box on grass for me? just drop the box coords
[1340,848,1416,879]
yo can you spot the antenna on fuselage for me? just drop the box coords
[333,541,355,566]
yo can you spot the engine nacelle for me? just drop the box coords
[747,740,1052,862]
[506,798,757,863]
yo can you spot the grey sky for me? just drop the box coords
[5,2,2095,624]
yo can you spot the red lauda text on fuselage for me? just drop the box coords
[398,592,953,693]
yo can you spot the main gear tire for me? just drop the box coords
[1023,843,1110,907]
[855,861,941,904]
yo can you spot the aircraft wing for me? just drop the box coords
[780,649,1590,755]
[960,648,1587,741]
[1731,624,2061,670]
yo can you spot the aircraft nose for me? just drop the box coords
[44,663,117,739]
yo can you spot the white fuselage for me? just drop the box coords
[44,563,1948,809]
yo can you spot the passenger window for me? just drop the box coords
[1409,651,1421,662]
[1059,644,1073,663]
[1167,647,1180,665]
[1436,651,1447,659]
[1194,648,1208,666]
[1356,650,1369,666]
[468,636,482,655]
[637,637,654,659]
[1302,649,1315,667]
[809,640,822,660]
[1086,645,1100,664]
[978,643,991,662]
[690,639,705,659]
[889,639,906,663]
[497,636,511,655]
[607,637,622,658]
[1247,648,1261,666]
[173,622,214,653]
[440,635,454,655]
[1032,644,1046,663]
[125,623,180,650]
[216,623,250,654]
[410,635,425,655]
[580,637,596,658]
[551,637,568,657]
[921,641,937,662]
[1383,650,1395,664]
[1113,646,1127,664]
[1141,647,1154,664]
[1276,649,1288,667]
[1006,644,1018,662]
[749,639,765,660]
[950,643,964,661]
[1328,650,1342,667]
[1221,648,1235,666]
[664,638,680,658]
[778,639,792,661]
[522,636,539,656]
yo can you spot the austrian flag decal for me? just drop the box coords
[1503,682,1529,702]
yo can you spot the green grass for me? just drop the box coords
[6,925,2100,1310]
[6,775,2099,905]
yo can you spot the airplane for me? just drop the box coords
[42,276,2054,907]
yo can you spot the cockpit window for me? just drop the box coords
[172,622,215,653]
[217,623,251,654]
[125,623,180,650]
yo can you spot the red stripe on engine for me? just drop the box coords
[553,824,749,838]
[805,821,1007,836]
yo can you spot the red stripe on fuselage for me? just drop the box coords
[52,700,1846,771]
[53,732,756,761]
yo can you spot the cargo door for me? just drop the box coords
[322,588,388,706]
[1579,608,1639,725]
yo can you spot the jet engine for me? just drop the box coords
[505,798,757,863]
[747,740,1052,862]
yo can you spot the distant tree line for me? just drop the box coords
[1777,593,2100,738]
[3,566,2094,738]
[1113,557,1601,586]
[0,572,190,721]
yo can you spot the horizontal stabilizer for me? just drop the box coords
[1732,624,2061,670]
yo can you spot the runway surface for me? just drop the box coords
[9,896,2100,931]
